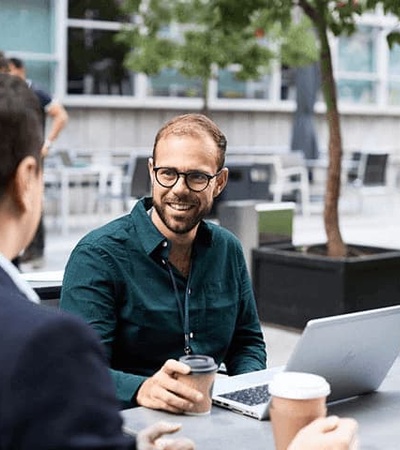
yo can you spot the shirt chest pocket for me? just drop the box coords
[202,281,238,339]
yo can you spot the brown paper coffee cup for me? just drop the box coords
[268,372,331,450]
[178,355,218,415]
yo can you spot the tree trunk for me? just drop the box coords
[200,77,209,117]
[316,26,347,257]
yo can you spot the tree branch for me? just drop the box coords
[297,0,319,22]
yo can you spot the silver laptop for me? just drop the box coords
[212,305,400,420]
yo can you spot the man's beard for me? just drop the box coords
[153,196,213,235]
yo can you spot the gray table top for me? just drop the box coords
[121,358,400,450]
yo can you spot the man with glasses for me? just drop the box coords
[61,113,267,412]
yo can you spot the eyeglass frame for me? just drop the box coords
[153,166,223,192]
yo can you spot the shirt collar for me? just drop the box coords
[133,197,213,257]
[0,252,40,304]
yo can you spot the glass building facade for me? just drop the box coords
[1,0,400,112]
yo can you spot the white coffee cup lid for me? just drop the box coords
[268,372,331,399]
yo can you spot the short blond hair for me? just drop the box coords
[152,113,227,170]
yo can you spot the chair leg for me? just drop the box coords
[300,176,311,216]
[273,181,284,203]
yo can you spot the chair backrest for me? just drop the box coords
[279,151,306,169]
[219,163,271,202]
[357,153,389,186]
[58,150,74,166]
[263,152,307,186]
[347,151,362,183]
[210,162,271,218]
[130,155,151,198]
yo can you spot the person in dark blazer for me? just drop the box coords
[0,73,194,450]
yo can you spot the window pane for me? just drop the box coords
[338,26,377,73]
[67,28,133,95]
[218,69,246,99]
[68,0,129,22]
[148,68,202,97]
[217,69,270,100]
[388,82,400,105]
[389,43,400,76]
[388,43,400,105]
[0,0,54,53]
[25,60,55,93]
[280,65,295,100]
[337,79,376,104]
[337,25,377,104]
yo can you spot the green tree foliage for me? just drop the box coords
[367,0,400,16]
[116,0,318,114]
[216,0,366,257]
[367,0,400,48]
[118,0,392,257]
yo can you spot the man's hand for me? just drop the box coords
[288,415,358,450]
[137,421,195,450]
[136,359,203,413]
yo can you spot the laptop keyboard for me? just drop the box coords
[219,384,270,406]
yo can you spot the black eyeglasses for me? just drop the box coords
[153,167,221,192]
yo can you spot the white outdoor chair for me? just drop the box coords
[259,152,311,215]
[121,154,151,210]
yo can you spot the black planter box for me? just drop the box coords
[252,244,400,330]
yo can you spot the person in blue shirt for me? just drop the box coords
[61,113,267,411]
[8,56,69,269]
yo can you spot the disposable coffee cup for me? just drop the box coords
[268,371,331,450]
[178,354,218,415]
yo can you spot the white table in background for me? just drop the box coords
[45,164,122,235]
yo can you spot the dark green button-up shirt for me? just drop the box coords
[61,198,266,407]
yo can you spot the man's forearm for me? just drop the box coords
[46,102,68,143]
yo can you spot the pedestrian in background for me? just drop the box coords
[8,56,68,268]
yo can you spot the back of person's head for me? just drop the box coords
[0,73,42,199]
[8,57,26,79]
[152,113,228,170]
[8,57,24,70]
[0,52,9,74]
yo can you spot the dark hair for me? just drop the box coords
[0,73,43,198]
[152,113,227,170]
[0,53,9,73]
[8,57,24,70]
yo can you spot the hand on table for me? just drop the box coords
[288,415,359,450]
[137,421,195,450]
[136,359,203,413]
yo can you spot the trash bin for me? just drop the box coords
[217,201,295,273]
[209,163,271,218]
[257,202,295,246]
[218,200,258,273]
